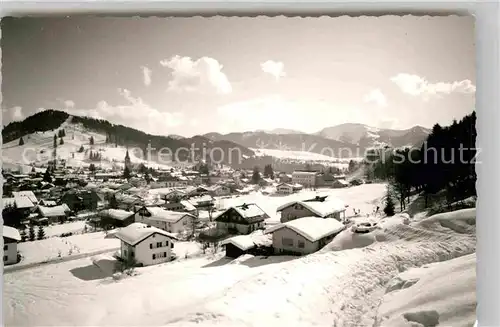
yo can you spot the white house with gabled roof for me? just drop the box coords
[264,217,345,255]
[135,206,196,234]
[277,197,346,223]
[3,225,21,265]
[114,222,178,266]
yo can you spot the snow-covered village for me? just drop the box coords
[2,16,476,327]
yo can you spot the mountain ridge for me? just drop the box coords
[2,110,431,171]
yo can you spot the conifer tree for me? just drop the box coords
[28,225,36,241]
[37,225,46,240]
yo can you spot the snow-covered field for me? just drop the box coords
[10,232,120,269]
[43,221,88,237]
[251,148,362,168]
[4,180,476,327]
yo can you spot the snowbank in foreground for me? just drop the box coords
[377,253,476,327]
[164,209,476,327]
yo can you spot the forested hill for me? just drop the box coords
[3,110,256,164]
[2,110,70,143]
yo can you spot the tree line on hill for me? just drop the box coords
[367,112,477,215]
[2,110,70,143]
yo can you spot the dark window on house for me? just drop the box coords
[4,245,7,251]
[298,241,305,248]
[166,240,169,246]
[3,255,7,262]
[163,252,167,257]
[282,237,294,246]
[170,243,174,249]
[150,243,153,249]
[157,242,162,248]
[152,254,156,260]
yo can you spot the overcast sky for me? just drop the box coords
[2,15,475,137]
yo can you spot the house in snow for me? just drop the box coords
[221,230,272,258]
[215,203,269,235]
[135,206,196,234]
[185,186,212,197]
[60,190,100,211]
[2,196,35,217]
[276,183,294,195]
[114,222,178,266]
[209,185,231,197]
[98,209,135,228]
[278,173,293,183]
[276,183,302,195]
[188,195,215,210]
[116,194,144,211]
[163,200,197,216]
[12,191,38,205]
[264,217,346,255]
[277,198,346,223]
[291,171,318,188]
[161,189,186,201]
[332,179,350,189]
[3,225,21,265]
[39,199,57,207]
[36,204,71,224]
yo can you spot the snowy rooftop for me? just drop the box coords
[265,217,345,242]
[144,207,193,223]
[99,209,134,221]
[3,225,21,241]
[12,191,38,204]
[38,204,70,217]
[221,230,272,250]
[276,198,346,217]
[233,203,268,219]
[292,171,318,176]
[2,197,35,209]
[180,200,197,211]
[115,222,178,246]
[188,195,214,204]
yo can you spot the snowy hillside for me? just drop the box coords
[316,123,430,149]
[1,116,173,170]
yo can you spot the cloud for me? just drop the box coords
[363,89,387,107]
[56,98,75,109]
[3,106,25,122]
[160,55,232,94]
[260,60,286,80]
[217,96,303,132]
[390,73,476,99]
[141,66,152,86]
[64,100,75,109]
[377,118,399,129]
[69,89,184,135]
